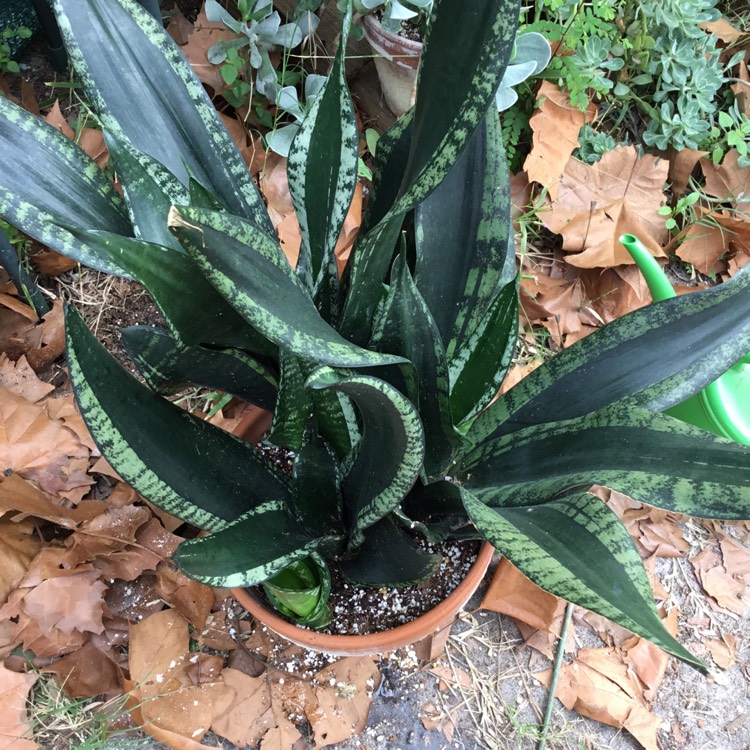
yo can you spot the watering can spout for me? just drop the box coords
[618,234,750,445]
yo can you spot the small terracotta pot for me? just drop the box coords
[231,541,494,658]
[362,14,423,116]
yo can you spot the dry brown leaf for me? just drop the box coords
[0,474,105,529]
[16,299,65,373]
[179,7,235,93]
[700,18,749,43]
[105,574,164,624]
[0,665,38,750]
[701,151,750,206]
[668,148,708,197]
[0,354,54,402]
[44,640,122,698]
[706,632,737,669]
[155,561,214,633]
[77,128,109,169]
[308,657,380,747]
[22,568,106,634]
[0,294,37,322]
[622,634,669,702]
[732,61,750,118]
[691,547,749,615]
[539,655,662,750]
[523,82,596,199]
[166,5,193,45]
[510,170,532,227]
[0,519,39,605]
[44,101,74,139]
[544,146,669,268]
[43,395,99,454]
[676,210,750,274]
[211,669,275,747]
[30,249,78,276]
[481,557,564,633]
[259,724,305,750]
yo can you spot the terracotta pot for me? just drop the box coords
[231,541,494,658]
[362,14,423,116]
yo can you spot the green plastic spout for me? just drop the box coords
[618,233,750,445]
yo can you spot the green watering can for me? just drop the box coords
[619,233,750,444]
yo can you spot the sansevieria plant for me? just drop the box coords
[1,0,750,667]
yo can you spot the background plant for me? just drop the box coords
[0,26,32,74]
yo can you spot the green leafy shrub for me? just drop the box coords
[1,0,750,670]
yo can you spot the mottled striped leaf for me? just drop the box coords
[173,502,340,587]
[449,277,518,429]
[462,488,704,671]
[461,404,750,518]
[292,433,344,539]
[64,229,273,353]
[0,96,132,277]
[53,0,272,232]
[471,264,750,443]
[104,130,188,252]
[168,206,406,369]
[306,368,425,539]
[341,0,520,337]
[338,516,441,586]
[121,326,278,411]
[0,227,49,316]
[267,351,311,451]
[287,0,357,318]
[370,253,460,478]
[415,113,515,359]
[65,305,292,532]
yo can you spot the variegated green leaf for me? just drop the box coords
[461,404,750,518]
[462,488,704,671]
[53,0,272,232]
[470,264,750,443]
[168,206,407,369]
[63,229,274,353]
[121,326,278,411]
[173,502,341,587]
[370,253,460,478]
[65,305,292,532]
[338,516,441,586]
[0,96,132,277]
[415,113,515,359]
[267,351,312,451]
[306,368,425,539]
[287,0,358,320]
[341,0,520,337]
[104,130,188,251]
[449,277,518,429]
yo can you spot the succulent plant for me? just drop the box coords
[349,0,434,34]
[2,0,750,671]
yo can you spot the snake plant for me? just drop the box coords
[1,0,750,669]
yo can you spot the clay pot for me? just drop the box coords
[362,14,423,117]
[231,541,493,659]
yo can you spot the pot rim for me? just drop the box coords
[231,541,494,656]
[362,13,422,70]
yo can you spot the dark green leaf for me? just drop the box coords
[471,265,750,443]
[462,488,704,671]
[65,305,291,532]
[267,351,311,451]
[173,501,339,587]
[121,326,278,411]
[54,0,272,232]
[307,368,425,539]
[0,96,132,276]
[338,516,441,586]
[169,206,407,369]
[461,404,750,518]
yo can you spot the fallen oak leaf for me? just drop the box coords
[43,640,122,699]
[676,210,750,275]
[0,518,40,604]
[701,151,750,207]
[155,561,214,633]
[211,668,275,747]
[0,664,38,750]
[523,82,596,200]
[0,294,37,323]
[543,146,669,268]
[0,354,54,403]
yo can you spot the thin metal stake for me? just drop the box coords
[537,601,574,750]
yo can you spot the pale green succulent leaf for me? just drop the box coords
[462,488,705,671]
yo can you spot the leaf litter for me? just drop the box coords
[2,8,750,749]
